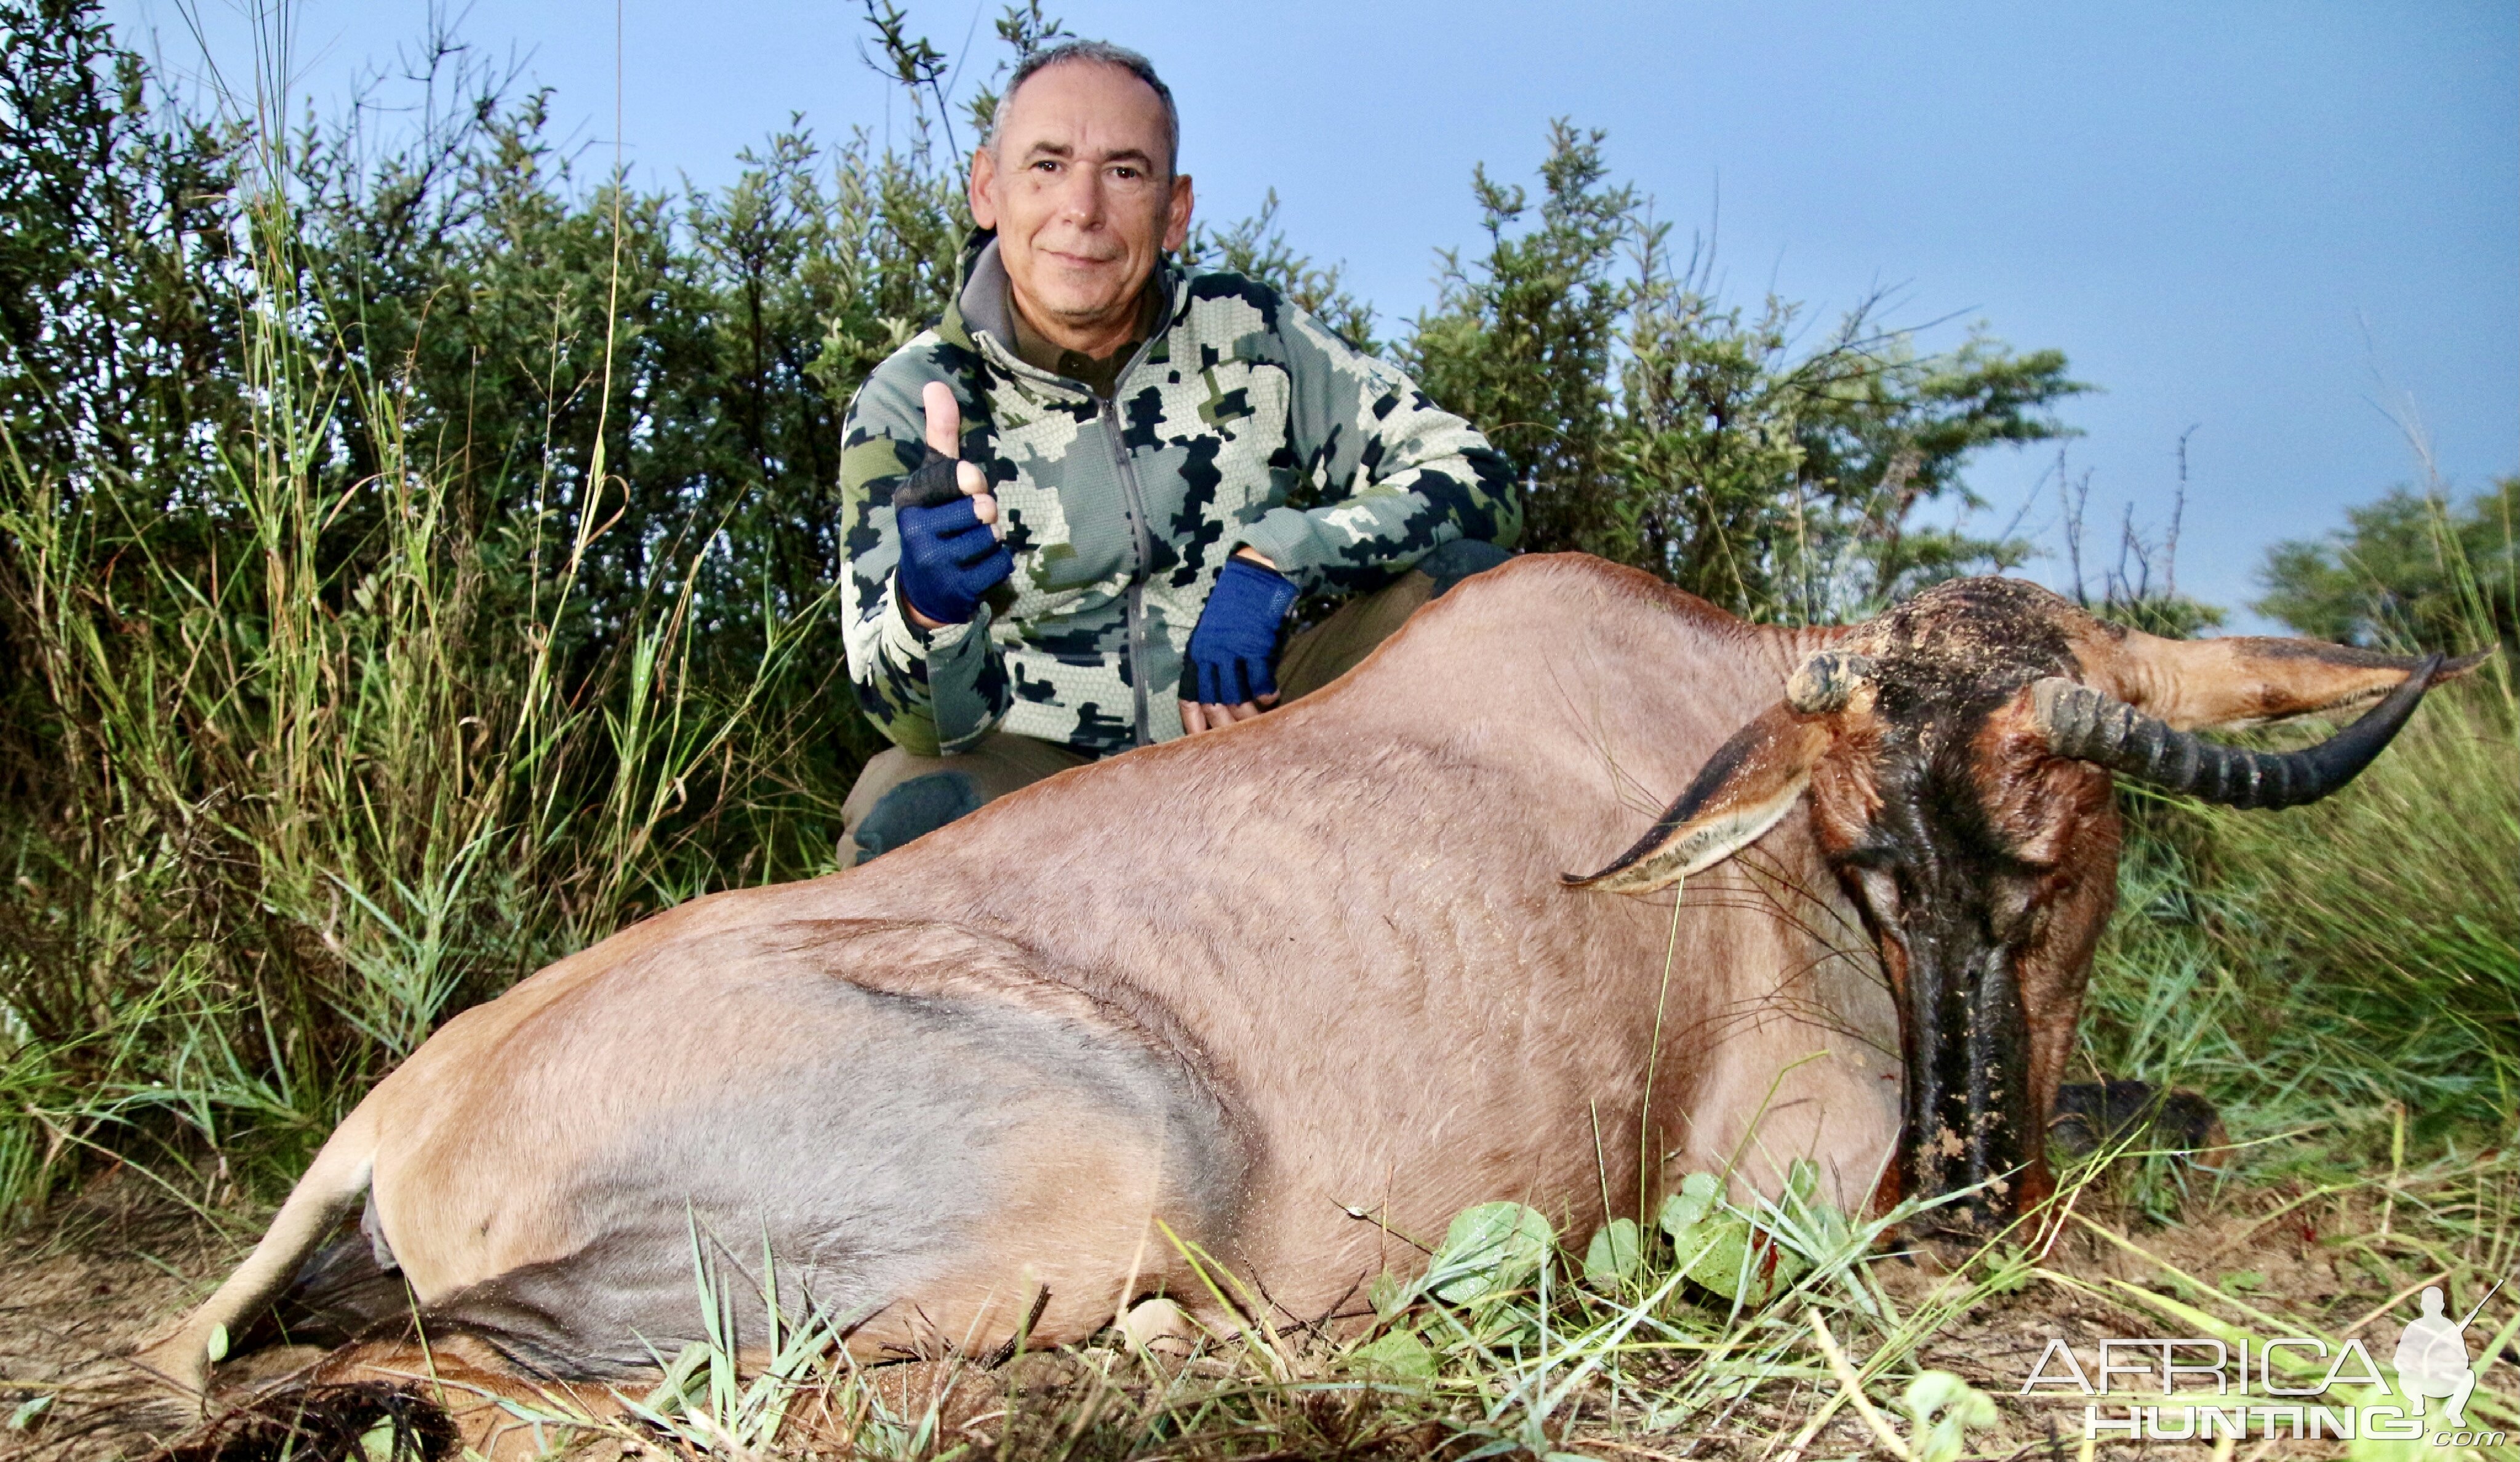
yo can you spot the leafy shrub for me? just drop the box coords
[1406,122,2085,620]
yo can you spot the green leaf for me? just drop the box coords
[1802,1197,1854,1259]
[1658,1171,1807,1306]
[204,1322,228,1364]
[1427,1201,1554,1304]
[358,1419,399,1462]
[1367,1269,1414,1320]
[1351,1327,1438,1381]
[1902,1370,1998,1462]
[1582,1217,1642,1284]
[1658,1170,1722,1235]
[7,1395,54,1432]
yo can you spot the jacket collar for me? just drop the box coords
[942,228,1187,369]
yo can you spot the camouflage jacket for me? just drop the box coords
[838,233,1519,757]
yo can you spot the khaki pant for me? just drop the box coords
[840,550,1492,865]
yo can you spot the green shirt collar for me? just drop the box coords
[947,230,1178,397]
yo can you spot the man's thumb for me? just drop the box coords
[921,381,962,458]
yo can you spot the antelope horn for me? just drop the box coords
[1786,651,1876,714]
[2030,655,2444,809]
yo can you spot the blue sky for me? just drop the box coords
[111,0,2518,630]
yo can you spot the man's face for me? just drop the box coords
[970,60,1193,340]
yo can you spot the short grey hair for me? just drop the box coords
[986,40,1180,175]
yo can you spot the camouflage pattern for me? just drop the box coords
[840,232,1519,758]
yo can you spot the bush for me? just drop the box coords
[1405,122,2086,621]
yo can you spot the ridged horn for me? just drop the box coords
[2031,655,2443,809]
[1786,651,1876,714]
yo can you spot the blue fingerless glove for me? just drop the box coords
[1181,556,1298,705]
[894,453,1012,625]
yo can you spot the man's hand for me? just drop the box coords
[896,381,1009,629]
[1178,551,1295,734]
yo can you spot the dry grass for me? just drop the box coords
[6,1125,2518,1461]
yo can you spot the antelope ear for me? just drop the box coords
[2096,632,2495,731]
[1566,703,1833,896]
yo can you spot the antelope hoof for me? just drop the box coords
[131,1328,216,1401]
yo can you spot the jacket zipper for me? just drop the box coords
[1103,395,1154,746]
[991,275,1174,748]
[1100,288,1172,748]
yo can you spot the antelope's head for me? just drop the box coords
[1571,577,2484,1232]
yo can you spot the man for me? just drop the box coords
[837,39,1518,864]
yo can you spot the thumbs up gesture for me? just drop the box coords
[895,381,1011,628]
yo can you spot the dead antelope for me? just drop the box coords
[141,556,2474,1394]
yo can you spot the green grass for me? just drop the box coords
[2074,665,2519,1218]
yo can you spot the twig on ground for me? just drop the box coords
[1799,1304,1909,1461]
